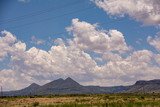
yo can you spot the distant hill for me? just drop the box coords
[2,78,160,96]
[3,83,40,96]
[126,79,160,93]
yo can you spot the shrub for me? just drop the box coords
[141,96,145,100]
[32,102,39,107]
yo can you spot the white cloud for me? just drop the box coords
[9,41,97,90]
[94,0,160,26]
[0,30,17,60]
[14,41,26,51]
[102,52,122,62]
[94,50,160,86]
[67,18,129,53]
[0,69,30,91]
[0,69,50,91]
[0,31,97,90]
[0,18,160,90]
[127,50,153,63]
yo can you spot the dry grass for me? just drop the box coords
[0,94,160,107]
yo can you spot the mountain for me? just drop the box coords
[126,79,160,93]
[2,78,160,96]
[36,77,91,95]
[3,83,40,96]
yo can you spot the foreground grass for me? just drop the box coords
[0,93,160,107]
[40,102,160,107]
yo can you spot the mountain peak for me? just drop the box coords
[65,77,79,83]
[28,83,40,88]
[65,77,73,81]
[63,77,81,87]
[19,83,40,95]
[43,78,64,87]
[30,83,39,86]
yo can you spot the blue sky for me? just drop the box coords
[0,0,158,50]
[0,0,160,90]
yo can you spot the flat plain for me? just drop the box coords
[1,94,160,107]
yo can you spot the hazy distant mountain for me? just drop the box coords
[126,79,160,93]
[3,83,40,96]
[2,78,160,96]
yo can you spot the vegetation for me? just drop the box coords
[32,102,39,107]
[0,93,160,107]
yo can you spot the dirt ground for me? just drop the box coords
[0,96,93,107]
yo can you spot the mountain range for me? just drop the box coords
[2,77,160,96]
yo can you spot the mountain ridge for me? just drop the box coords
[2,78,160,96]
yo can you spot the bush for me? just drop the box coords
[141,96,145,100]
[32,102,39,107]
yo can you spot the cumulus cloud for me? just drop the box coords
[0,30,17,60]
[93,0,160,26]
[67,18,129,53]
[0,69,21,91]
[0,30,97,90]
[94,50,160,86]
[14,41,26,51]
[0,19,160,90]
[0,69,50,91]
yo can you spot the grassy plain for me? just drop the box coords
[0,93,160,107]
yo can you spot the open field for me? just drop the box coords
[1,94,160,107]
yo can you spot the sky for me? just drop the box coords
[0,0,160,91]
